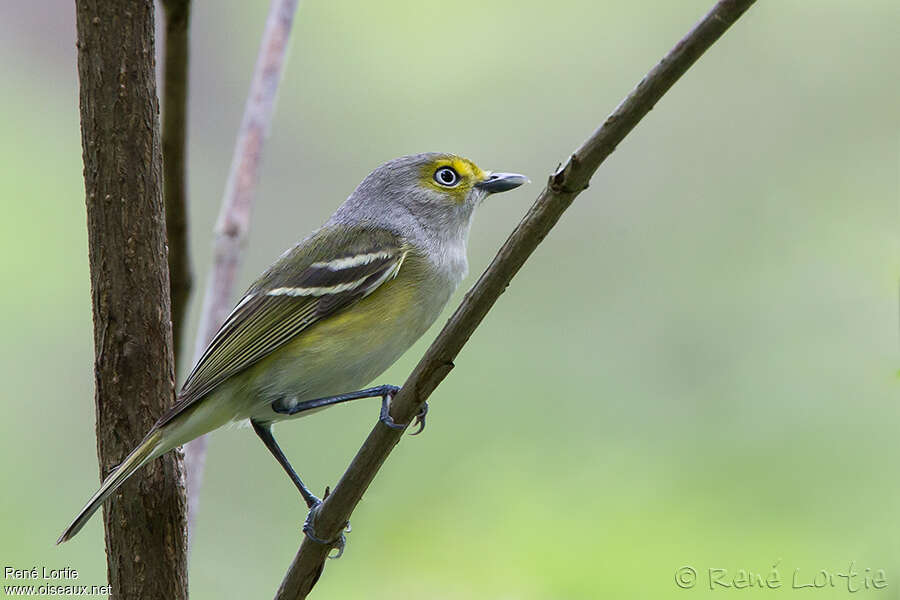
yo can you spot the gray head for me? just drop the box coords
[328,153,528,250]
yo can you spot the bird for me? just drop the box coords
[58,152,527,544]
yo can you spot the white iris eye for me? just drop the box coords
[434,166,460,187]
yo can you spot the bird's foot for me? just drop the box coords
[302,500,349,559]
[379,389,429,435]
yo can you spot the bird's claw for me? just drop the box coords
[302,501,348,559]
[410,402,428,435]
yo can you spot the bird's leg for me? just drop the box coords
[251,420,347,553]
[257,386,427,553]
[251,420,320,509]
[273,384,398,415]
[272,384,429,434]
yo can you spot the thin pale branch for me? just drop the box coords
[274,0,757,596]
[160,0,193,362]
[184,0,301,536]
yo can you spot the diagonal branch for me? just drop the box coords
[184,0,301,537]
[274,0,757,597]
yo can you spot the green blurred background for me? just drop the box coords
[1,0,898,598]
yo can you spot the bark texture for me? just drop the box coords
[74,1,188,598]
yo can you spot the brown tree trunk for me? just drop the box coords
[74,1,188,598]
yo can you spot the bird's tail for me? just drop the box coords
[57,428,165,544]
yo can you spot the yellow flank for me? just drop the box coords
[231,251,442,419]
[421,155,488,203]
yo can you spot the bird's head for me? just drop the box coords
[337,152,528,243]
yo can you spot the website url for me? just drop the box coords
[4,584,111,596]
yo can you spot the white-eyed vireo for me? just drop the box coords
[59,153,527,544]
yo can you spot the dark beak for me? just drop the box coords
[475,172,529,194]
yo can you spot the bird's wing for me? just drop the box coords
[156,227,407,426]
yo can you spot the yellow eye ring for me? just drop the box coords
[433,166,460,187]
